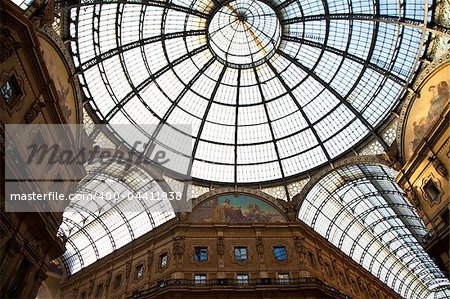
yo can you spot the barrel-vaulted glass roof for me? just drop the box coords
[298,164,450,299]
[58,161,175,274]
[67,0,431,184]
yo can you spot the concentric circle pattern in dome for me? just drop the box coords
[208,0,281,68]
[68,0,430,183]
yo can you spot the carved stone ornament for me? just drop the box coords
[404,186,420,206]
[293,236,304,255]
[428,156,448,179]
[421,176,443,207]
[378,142,402,171]
[31,0,56,28]
[279,200,298,221]
[172,236,185,256]
[24,100,47,124]
[217,236,225,256]
[88,279,94,295]
[177,211,190,221]
[317,248,324,265]
[256,237,264,256]
[35,269,48,283]
[105,271,112,287]
[125,261,132,278]
[0,28,20,63]
[147,250,154,268]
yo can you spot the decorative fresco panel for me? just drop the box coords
[189,193,286,223]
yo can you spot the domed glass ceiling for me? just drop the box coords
[68,0,430,183]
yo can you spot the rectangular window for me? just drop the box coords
[234,246,248,261]
[277,273,290,284]
[1,76,20,104]
[135,264,144,279]
[113,274,122,289]
[424,180,440,201]
[273,246,287,261]
[236,273,249,285]
[194,247,208,261]
[160,253,168,268]
[194,274,207,285]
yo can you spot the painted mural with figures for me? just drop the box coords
[189,193,286,223]
[404,64,450,160]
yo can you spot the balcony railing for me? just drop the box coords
[127,277,351,299]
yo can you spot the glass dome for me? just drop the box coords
[68,0,429,183]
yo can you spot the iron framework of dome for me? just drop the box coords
[298,164,450,299]
[66,0,432,184]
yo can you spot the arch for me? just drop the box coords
[293,155,391,209]
[298,162,450,298]
[190,188,289,222]
[59,159,176,275]
[193,187,286,212]
[397,52,450,161]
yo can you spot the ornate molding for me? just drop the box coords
[376,141,402,171]
[0,28,21,63]
[24,100,47,124]
[293,236,305,255]
[428,155,449,179]
[421,174,444,207]
[188,243,213,265]
[0,70,25,115]
[172,236,185,257]
[217,236,225,257]
[31,0,56,28]
[39,25,84,124]
[155,249,170,273]
[256,236,264,256]
[146,250,154,270]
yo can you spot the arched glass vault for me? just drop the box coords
[58,161,175,274]
[298,164,450,299]
[65,0,431,183]
[55,2,448,295]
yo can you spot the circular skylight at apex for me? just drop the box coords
[208,0,281,68]
[69,0,430,184]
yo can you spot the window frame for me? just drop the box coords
[113,274,122,289]
[159,253,168,268]
[277,273,290,284]
[134,263,144,280]
[0,75,21,104]
[273,246,287,261]
[194,274,207,285]
[194,246,208,262]
[236,273,249,285]
[234,246,248,261]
